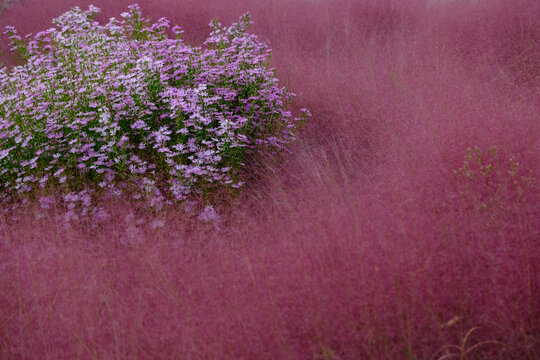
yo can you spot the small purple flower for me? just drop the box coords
[131,119,149,131]
[39,196,54,210]
[150,219,165,229]
[198,205,220,223]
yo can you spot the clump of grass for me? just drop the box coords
[0,4,309,216]
[454,146,536,214]
[0,0,538,359]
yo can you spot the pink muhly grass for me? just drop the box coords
[1,0,538,359]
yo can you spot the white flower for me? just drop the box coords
[99,108,111,124]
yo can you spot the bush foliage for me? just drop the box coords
[0,4,308,212]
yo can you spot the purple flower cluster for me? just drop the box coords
[0,4,310,212]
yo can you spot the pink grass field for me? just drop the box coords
[0,0,539,359]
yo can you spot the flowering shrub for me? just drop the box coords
[0,4,309,212]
